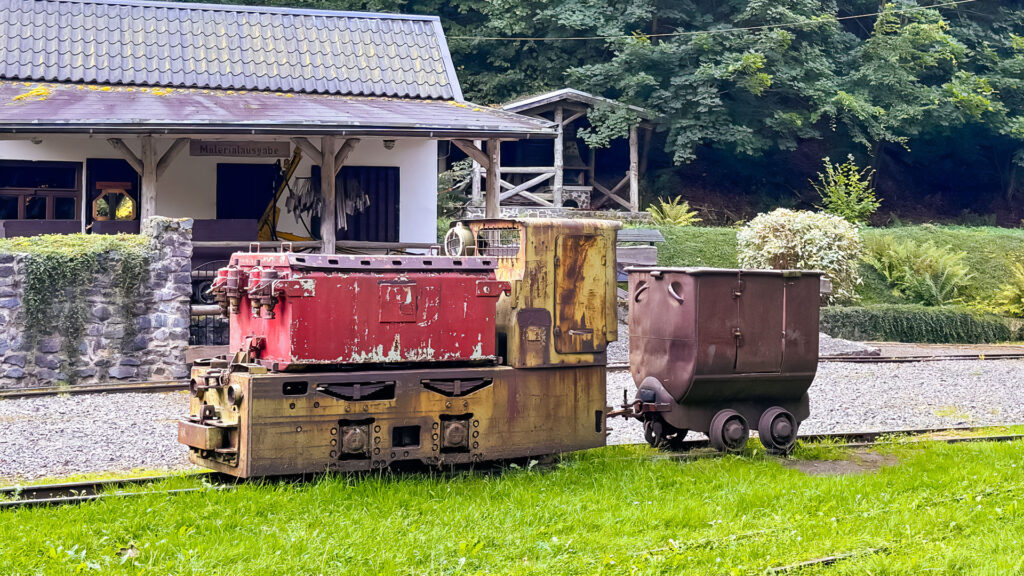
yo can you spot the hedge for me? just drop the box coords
[820,305,1017,344]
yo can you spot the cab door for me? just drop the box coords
[554,234,608,354]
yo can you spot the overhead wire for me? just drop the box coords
[446,0,980,41]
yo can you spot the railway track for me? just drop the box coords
[3,425,1020,510]
[0,474,220,510]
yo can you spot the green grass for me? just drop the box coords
[624,224,739,268]
[3,440,1024,574]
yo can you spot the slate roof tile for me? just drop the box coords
[0,0,461,100]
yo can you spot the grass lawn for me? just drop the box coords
[3,435,1024,575]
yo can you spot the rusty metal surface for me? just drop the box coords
[627,267,822,435]
[209,253,509,370]
[182,364,607,477]
[463,218,620,369]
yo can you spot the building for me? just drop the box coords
[0,0,552,253]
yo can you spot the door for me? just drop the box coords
[309,166,400,242]
[734,274,784,373]
[554,234,608,354]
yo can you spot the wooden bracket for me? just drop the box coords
[334,138,359,176]
[106,138,143,175]
[156,138,189,180]
[452,139,490,169]
[291,137,323,166]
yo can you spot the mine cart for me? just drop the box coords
[626,267,822,454]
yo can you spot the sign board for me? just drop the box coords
[189,140,291,158]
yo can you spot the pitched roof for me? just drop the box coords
[503,88,654,120]
[0,81,554,139]
[0,0,463,100]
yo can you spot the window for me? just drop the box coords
[0,161,81,221]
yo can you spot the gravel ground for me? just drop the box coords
[607,359,1024,444]
[3,353,1023,480]
[0,391,193,482]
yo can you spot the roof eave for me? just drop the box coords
[0,123,556,140]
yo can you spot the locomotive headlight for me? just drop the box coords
[444,222,476,256]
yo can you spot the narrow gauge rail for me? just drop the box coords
[3,425,1021,510]
[0,474,216,510]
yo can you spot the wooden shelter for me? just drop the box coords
[464,89,654,213]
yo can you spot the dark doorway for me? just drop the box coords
[86,158,139,233]
[311,166,400,242]
[216,163,279,220]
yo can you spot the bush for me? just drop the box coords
[737,209,862,304]
[646,196,702,226]
[989,262,1024,317]
[821,305,1016,343]
[863,236,974,306]
[813,155,881,224]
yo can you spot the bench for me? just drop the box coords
[616,228,665,281]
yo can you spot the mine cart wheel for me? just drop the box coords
[644,416,690,450]
[709,409,749,453]
[758,407,798,455]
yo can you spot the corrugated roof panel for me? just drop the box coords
[0,0,461,100]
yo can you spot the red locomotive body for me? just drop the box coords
[211,252,510,371]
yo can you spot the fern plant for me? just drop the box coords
[647,196,702,226]
[990,262,1024,317]
[864,236,974,306]
[813,155,881,224]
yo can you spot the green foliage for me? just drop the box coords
[436,217,454,244]
[863,236,974,306]
[821,304,1016,343]
[0,234,150,375]
[860,225,1024,304]
[988,262,1024,317]
[437,158,473,219]
[645,196,701,226]
[813,155,880,224]
[737,209,862,304]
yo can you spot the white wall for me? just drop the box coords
[0,135,439,243]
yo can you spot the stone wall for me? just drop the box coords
[462,205,654,223]
[0,217,193,389]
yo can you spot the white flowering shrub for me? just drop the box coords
[737,208,862,304]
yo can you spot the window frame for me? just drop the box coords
[0,160,82,221]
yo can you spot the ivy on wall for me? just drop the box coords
[0,234,151,378]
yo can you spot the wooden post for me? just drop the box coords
[140,136,158,220]
[471,139,483,206]
[628,123,639,212]
[485,139,500,218]
[553,106,564,208]
[320,135,337,254]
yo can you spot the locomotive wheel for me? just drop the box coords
[758,407,798,455]
[643,416,689,450]
[709,409,749,453]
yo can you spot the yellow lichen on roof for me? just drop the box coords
[12,85,50,102]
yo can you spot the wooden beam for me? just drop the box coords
[471,138,482,206]
[499,173,555,205]
[140,136,158,220]
[156,138,189,180]
[629,123,639,212]
[292,137,323,166]
[452,139,489,169]
[485,139,500,218]
[553,105,564,208]
[562,110,586,127]
[106,138,143,175]
[334,138,359,176]
[320,135,337,254]
[593,179,631,210]
[498,167,556,174]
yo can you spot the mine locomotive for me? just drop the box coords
[178,217,823,477]
[179,219,620,477]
